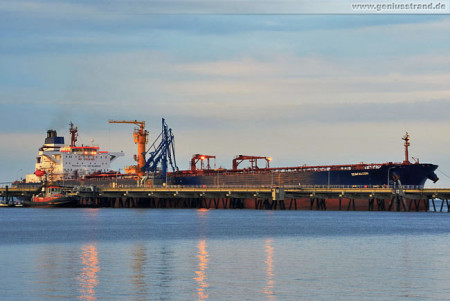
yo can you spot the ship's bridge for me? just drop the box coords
[61,146,105,156]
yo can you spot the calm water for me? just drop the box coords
[1,209,450,300]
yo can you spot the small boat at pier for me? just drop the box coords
[22,185,79,207]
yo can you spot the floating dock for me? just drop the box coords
[2,185,450,212]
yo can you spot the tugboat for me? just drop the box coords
[22,185,79,207]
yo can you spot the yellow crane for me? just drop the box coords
[108,120,148,177]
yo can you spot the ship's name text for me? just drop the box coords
[351,172,369,176]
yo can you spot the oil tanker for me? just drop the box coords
[170,155,439,188]
[22,120,439,189]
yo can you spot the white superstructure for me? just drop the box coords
[26,129,124,183]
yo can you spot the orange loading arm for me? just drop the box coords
[108,120,148,177]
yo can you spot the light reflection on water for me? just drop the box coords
[1,209,450,300]
[263,238,275,301]
[194,239,209,300]
[78,244,99,300]
[195,208,210,300]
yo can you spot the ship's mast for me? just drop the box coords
[69,122,78,147]
[402,132,410,164]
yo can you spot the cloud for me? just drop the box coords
[3,1,448,15]
[166,54,450,108]
[0,0,119,21]
[1,10,450,186]
[2,51,450,133]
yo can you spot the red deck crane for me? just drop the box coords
[191,154,216,171]
[232,155,271,170]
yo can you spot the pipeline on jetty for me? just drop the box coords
[2,185,450,212]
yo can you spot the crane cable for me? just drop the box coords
[437,169,450,179]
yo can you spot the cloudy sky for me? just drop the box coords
[1,1,450,186]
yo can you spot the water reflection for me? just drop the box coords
[196,208,209,232]
[132,243,148,298]
[78,244,100,300]
[158,245,175,301]
[194,239,209,300]
[84,208,99,217]
[263,238,275,301]
[35,247,59,286]
[33,245,78,297]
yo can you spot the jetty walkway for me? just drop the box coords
[1,185,450,211]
